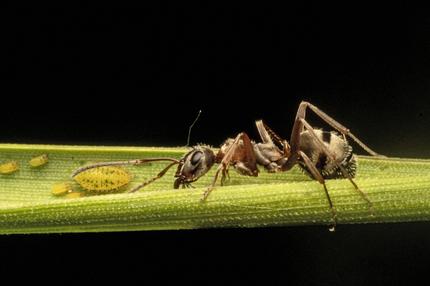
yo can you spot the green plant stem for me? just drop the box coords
[1,143,430,234]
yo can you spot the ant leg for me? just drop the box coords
[256,120,274,144]
[299,151,337,231]
[299,118,374,215]
[295,101,384,157]
[202,165,223,201]
[202,132,258,201]
[256,120,291,155]
[129,161,179,193]
[71,158,180,178]
[221,168,230,186]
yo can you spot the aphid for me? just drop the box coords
[52,182,74,196]
[72,166,133,193]
[29,154,49,168]
[0,160,19,174]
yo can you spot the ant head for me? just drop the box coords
[174,146,215,188]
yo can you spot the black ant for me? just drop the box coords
[71,101,383,230]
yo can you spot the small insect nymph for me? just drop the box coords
[51,182,85,198]
[29,154,49,168]
[0,160,19,174]
[51,182,74,196]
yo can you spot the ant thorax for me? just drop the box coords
[214,134,258,177]
[298,129,357,179]
[215,138,234,163]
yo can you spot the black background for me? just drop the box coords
[2,2,430,285]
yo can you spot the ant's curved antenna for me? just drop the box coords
[186,110,202,147]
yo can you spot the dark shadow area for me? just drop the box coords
[1,224,430,285]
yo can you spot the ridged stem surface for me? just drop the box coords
[1,144,430,234]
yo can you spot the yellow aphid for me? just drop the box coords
[29,154,49,167]
[51,182,74,196]
[0,160,19,174]
[73,166,132,193]
[65,192,84,199]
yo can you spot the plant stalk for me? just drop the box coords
[1,143,430,234]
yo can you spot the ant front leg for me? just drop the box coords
[202,164,224,201]
[71,158,180,177]
[201,132,258,201]
[128,161,180,193]
[293,101,384,157]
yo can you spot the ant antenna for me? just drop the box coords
[186,110,202,147]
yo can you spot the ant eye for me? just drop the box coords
[190,151,203,166]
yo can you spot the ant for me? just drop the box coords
[71,101,382,230]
